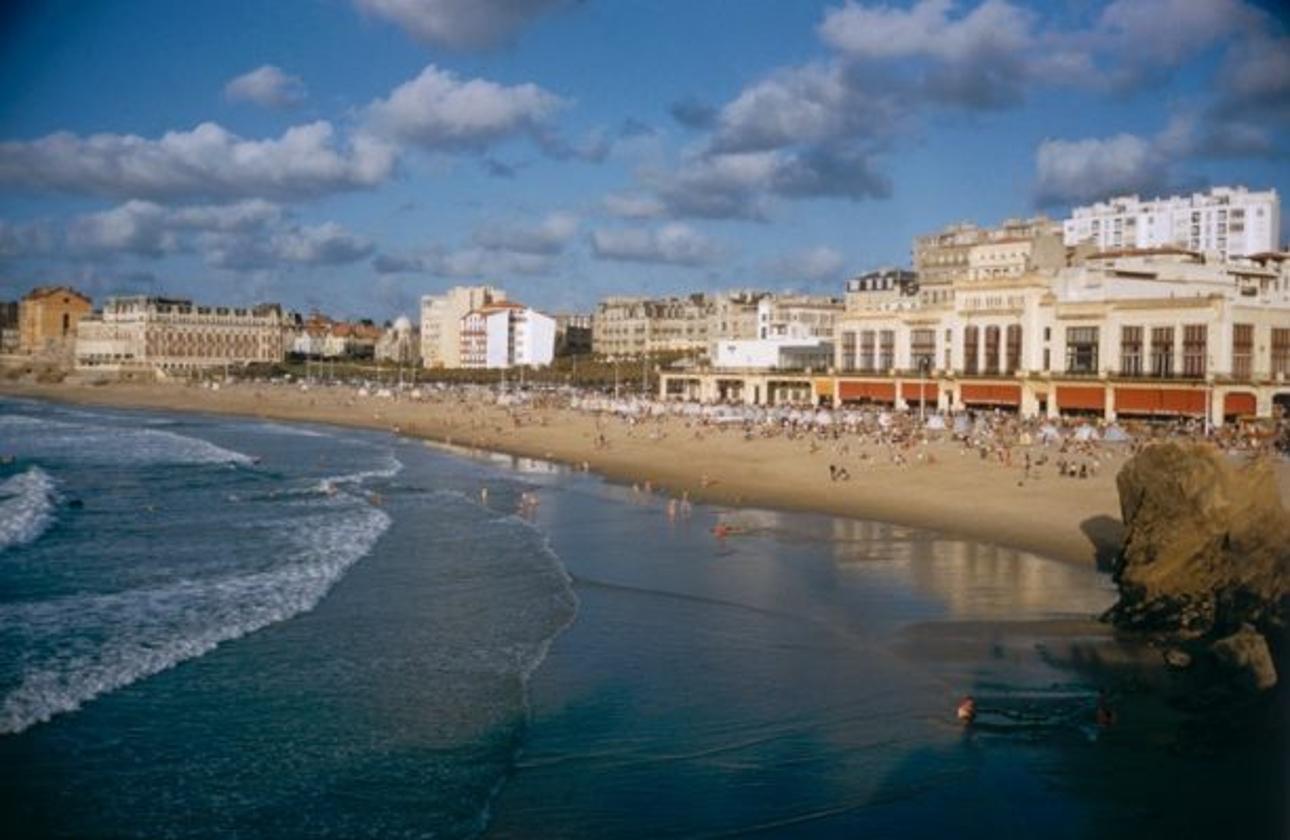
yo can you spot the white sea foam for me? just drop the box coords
[0,415,252,466]
[0,468,58,552]
[0,496,391,735]
[316,452,403,493]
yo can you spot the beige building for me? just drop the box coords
[18,286,92,356]
[76,296,284,374]
[913,216,1063,308]
[707,291,767,342]
[420,286,505,368]
[593,294,714,357]
[665,249,1290,422]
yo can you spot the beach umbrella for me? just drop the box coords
[1038,423,1061,442]
[924,414,947,431]
[1103,424,1132,443]
[1073,425,1099,442]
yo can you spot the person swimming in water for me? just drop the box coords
[956,696,977,725]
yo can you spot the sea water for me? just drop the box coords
[0,398,1281,839]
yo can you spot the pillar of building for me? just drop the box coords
[1104,384,1116,423]
[1020,382,1040,419]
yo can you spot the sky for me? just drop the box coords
[0,0,1286,321]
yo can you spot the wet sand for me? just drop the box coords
[4,379,1287,569]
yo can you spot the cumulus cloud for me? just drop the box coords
[589,224,721,267]
[355,0,568,49]
[201,222,374,271]
[602,192,665,219]
[710,62,901,154]
[1095,0,1263,70]
[365,64,565,151]
[472,211,578,254]
[766,246,846,284]
[819,0,1036,108]
[0,121,396,201]
[1034,134,1171,206]
[224,65,307,109]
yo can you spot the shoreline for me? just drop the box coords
[6,379,1286,570]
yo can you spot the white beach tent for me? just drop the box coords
[924,414,947,431]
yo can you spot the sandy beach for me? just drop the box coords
[4,379,1288,569]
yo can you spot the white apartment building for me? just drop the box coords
[75,296,284,374]
[460,303,555,369]
[1063,186,1280,259]
[420,285,506,368]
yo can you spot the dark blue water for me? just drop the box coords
[0,398,1281,838]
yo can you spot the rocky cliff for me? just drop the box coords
[1107,443,1290,691]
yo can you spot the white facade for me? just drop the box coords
[461,305,555,369]
[713,338,833,370]
[1064,186,1280,259]
[420,286,505,368]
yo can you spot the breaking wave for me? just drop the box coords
[0,495,391,735]
[0,415,253,466]
[0,468,58,552]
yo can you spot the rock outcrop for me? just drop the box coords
[1107,443,1290,692]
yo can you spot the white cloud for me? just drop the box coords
[602,192,665,219]
[472,211,578,254]
[711,62,899,154]
[589,224,721,267]
[355,0,567,49]
[224,65,307,109]
[1096,0,1262,68]
[820,0,1032,62]
[1034,134,1170,205]
[365,64,565,151]
[271,222,374,265]
[67,201,181,257]
[0,121,396,201]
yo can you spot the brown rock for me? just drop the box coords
[1107,443,1290,637]
[1210,625,1278,692]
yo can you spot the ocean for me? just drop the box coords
[0,397,1281,838]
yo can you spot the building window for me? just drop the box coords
[984,326,1000,374]
[1065,326,1099,374]
[841,331,856,372]
[1232,324,1253,380]
[1005,325,1022,374]
[859,330,876,372]
[910,329,935,371]
[963,326,979,375]
[1150,327,1175,377]
[1182,325,1207,377]
[1121,326,1143,376]
[1272,328,1290,377]
[879,330,895,370]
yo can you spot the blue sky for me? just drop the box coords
[0,0,1286,320]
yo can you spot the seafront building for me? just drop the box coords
[0,301,18,354]
[420,286,506,368]
[75,296,285,375]
[1063,186,1279,259]
[592,291,843,359]
[662,247,1290,423]
[18,286,92,358]
[375,316,420,365]
[459,302,555,369]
